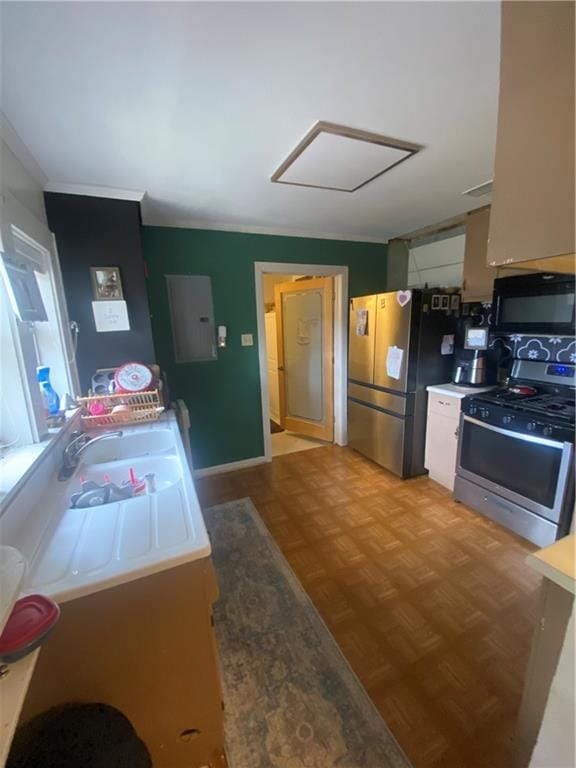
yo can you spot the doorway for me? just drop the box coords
[255,262,349,461]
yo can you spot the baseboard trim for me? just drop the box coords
[193,455,269,479]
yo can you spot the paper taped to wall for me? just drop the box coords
[92,300,130,332]
[386,345,404,379]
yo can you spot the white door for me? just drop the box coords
[265,311,280,424]
[275,277,334,441]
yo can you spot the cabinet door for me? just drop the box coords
[428,392,461,419]
[487,1,575,267]
[462,207,495,302]
[425,410,459,491]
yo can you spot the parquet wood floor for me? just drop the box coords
[196,445,542,768]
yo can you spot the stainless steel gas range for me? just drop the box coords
[454,359,575,547]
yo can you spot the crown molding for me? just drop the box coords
[44,182,146,202]
[143,217,387,245]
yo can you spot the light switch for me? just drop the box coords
[241,334,254,347]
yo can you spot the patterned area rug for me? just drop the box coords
[204,498,412,768]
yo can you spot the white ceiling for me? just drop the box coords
[1,2,500,242]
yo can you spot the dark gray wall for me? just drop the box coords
[45,193,156,392]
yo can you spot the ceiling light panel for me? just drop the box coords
[272,122,422,193]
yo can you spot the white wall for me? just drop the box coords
[1,136,47,225]
[263,274,292,305]
[530,607,575,768]
[262,273,306,305]
[408,232,465,289]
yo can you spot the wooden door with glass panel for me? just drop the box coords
[274,277,334,441]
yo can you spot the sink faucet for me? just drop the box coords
[58,430,123,480]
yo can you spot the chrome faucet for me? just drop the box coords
[58,430,123,480]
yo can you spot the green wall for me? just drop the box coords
[142,226,387,469]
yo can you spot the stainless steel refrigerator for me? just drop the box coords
[348,290,458,478]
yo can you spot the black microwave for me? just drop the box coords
[491,273,575,335]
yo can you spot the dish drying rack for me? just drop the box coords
[77,390,163,428]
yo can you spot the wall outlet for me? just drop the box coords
[241,334,254,347]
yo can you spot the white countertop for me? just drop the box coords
[426,382,497,399]
[526,534,575,595]
[23,416,210,604]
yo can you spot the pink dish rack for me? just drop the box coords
[77,390,163,428]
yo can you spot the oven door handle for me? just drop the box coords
[461,415,568,450]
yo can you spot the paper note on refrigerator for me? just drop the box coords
[355,309,368,336]
[386,345,404,379]
[441,334,455,355]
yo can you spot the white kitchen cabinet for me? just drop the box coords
[424,391,461,491]
[424,384,495,491]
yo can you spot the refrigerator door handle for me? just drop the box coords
[347,396,406,421]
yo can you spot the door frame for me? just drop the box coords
[255,261,349,462]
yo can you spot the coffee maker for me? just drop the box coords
[452,325,492,387]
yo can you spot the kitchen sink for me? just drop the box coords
[81,455,179,491]
[79,429,175,464]
[68,427,181,509]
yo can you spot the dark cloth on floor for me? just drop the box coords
[7,703,151,768]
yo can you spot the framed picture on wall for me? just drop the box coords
[91,266,124,300]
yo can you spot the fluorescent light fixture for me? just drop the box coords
[272,121,422,193]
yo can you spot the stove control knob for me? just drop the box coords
[526,421,538,432]
[468,405,478,416]
[502,415,513,425]
[542,426,553,437]
[479,408,490,419]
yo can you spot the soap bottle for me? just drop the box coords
[37,366,60,416]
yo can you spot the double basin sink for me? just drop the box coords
[72,429,180,506]
[16,416,210,603]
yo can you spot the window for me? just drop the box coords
[0,192,78,452]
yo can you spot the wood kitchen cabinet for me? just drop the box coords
[462,206,494,302]
[514,578,574,767]
[20,559,226,768]
[487,1,575,269]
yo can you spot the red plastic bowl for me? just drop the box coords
[0,595,60,663]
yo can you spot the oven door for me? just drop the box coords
[456,415,573,523]
[492,274,575,335]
